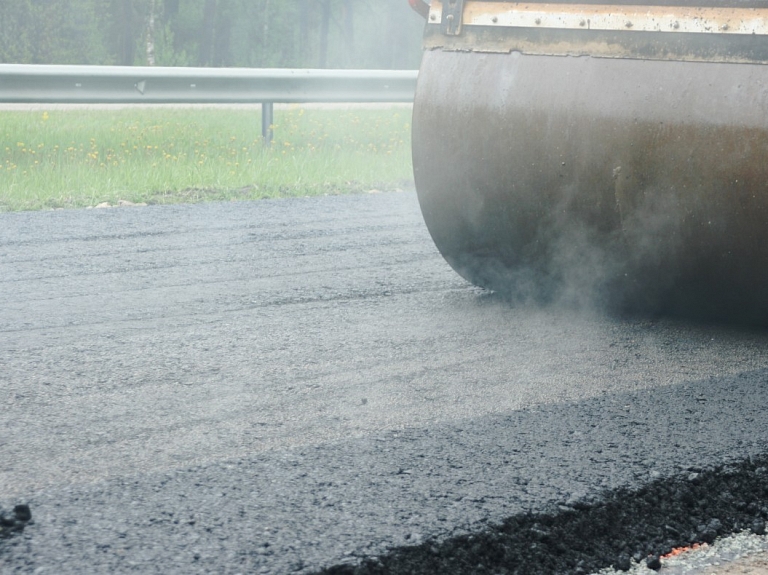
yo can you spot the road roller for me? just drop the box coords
[408,0,768,324]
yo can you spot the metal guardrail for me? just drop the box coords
[0,64,418,144]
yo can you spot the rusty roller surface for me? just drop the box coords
[410,0,768,324]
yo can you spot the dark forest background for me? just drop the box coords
[0,0,426,69]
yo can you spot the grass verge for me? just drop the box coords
[0,107,414,212]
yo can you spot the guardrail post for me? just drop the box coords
[262,102,274,146]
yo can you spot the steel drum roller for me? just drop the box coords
[410,0,768,324]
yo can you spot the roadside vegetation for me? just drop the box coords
[0,107,414,212]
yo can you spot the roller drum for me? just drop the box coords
[413,11,768,324]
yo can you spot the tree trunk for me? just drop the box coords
[298,0,309,66]
[213,7,232,66]
[385,0,398,69]
[319,0,330,68]
[199,0,217,66]
[343,0,353,56]
[118,0,135,65]
[262,0,270,50]
[146,0,157,65]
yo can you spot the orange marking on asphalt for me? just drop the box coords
[662,543,705,559]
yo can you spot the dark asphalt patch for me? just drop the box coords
[317,457,768,575]
[0,504,32,554]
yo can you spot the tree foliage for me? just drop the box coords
[0,0,425,68]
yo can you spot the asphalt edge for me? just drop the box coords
[317,455,768,575]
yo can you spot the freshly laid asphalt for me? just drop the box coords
[1,191,767,574]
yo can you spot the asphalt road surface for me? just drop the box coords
[1,191,767,574]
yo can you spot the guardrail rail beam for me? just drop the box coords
[0,64,418,144]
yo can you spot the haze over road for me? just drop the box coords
[1,192,767,574]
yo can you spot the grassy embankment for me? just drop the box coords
[0,107,414,212]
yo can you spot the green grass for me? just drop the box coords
[0,107,414,212]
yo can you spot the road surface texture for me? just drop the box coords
[1,191,767,574]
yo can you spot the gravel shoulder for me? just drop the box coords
[597,532,768,574]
